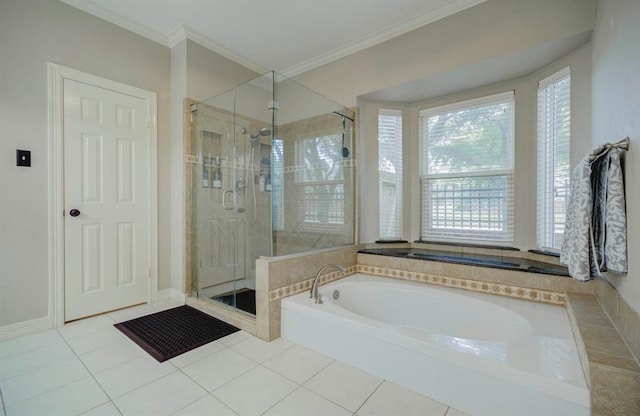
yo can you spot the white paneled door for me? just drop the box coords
[63,79,150,321]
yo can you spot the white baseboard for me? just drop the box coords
[157,288,186,303]
[0,316,52,342]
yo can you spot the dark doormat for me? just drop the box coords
[211,288,256,315]
[114,305,240,362]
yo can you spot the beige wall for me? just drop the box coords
[0,0,171,327]
[359,44,592,248]
[186,40,261,103]
[591,0,640,315]
[293,0,595,107]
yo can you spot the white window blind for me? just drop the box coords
[537,67,570,251]
[419,91,515,243]
[294,134,344,233]
[378,109,403,240]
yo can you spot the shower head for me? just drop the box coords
[250,128,271,139]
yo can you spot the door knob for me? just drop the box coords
[69,209,81,217]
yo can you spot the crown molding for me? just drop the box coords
[168,24,268,74]
[280,0,486,77]
[61,0,485,78]
[60,0,170,46]
[62,0,267,74]
[167,24,188,47]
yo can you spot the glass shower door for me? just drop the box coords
[191,102,248,306]
[189,72,275,315]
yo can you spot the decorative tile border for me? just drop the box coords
[283,158,357,174]
[356,264,566,306]
[269,264,566,306]
[269,265,358,302]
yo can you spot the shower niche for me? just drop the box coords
[201,131,222,189]
[186,71,355,317]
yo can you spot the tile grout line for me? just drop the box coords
[56,327,121,416]
[227,338,296,366]
[298,384,356,415]
[3,327,117,415]
[257,384,304,416]
[0,331,66,362]
[75,302,184,415]
[351,378,385,415]
[1,328,99,410]
[1,303,196,415]
[177,344,259,410]
[592,294,640,366]
[231,342,341,415]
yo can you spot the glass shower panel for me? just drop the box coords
[233,74,274,290]
[271,75,355,256]
[188,70,356,315]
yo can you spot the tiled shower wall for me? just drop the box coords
[273,112,356,256]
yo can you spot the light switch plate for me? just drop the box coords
[16,149,31,167]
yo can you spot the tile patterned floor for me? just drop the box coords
[0,301,469,416]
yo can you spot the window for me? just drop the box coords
[419,91,515,243]
[537,68,570,251]
[295,134,344,232]
[378,109,403,240]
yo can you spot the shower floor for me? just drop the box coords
[211,289,256,315]
[196,277,256,315]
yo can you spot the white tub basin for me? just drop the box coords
[281,273,589,416]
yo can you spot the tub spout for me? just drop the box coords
[310,264,347,304]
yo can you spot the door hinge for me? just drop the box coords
[146,118,150,128]
[146,268,151,279]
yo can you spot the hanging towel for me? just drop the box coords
[560,155,593,281]
[560,143,628,280]
[603,149,627,273]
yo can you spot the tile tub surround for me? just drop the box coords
[357,251,594,298]
[354,264,567,306]
[260,245,591,341]
[359,247,569,276]
[255,245,359,341]
[595,278,640,364]
[566,293,640,415]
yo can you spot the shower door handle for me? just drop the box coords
[223,190,235,210]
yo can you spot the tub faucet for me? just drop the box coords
[310,264,347,304]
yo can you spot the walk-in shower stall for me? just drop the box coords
[186,72,355,315]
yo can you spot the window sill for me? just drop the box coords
[375,239,409,244]
[415,240,519,251]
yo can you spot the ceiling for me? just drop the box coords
[60,0,592,104]
[363,32,592,103]
[60,0,486,75]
